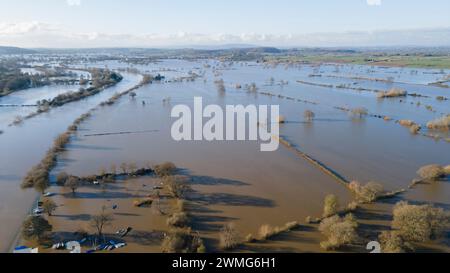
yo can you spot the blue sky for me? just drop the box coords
[1,0,450,47]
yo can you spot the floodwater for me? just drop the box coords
[0,72,142,252]
[43,60,449,252]
[1,59,449,252]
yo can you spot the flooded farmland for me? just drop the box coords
[1,56,449,253]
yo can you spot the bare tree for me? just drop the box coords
[65,176,80,195]
[90,206,114,240]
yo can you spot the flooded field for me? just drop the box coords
[1,58,449,253]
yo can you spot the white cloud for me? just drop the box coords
[67,0,81,6]
[367,0,382,6]
[1,21,450,48]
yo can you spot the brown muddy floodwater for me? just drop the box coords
[3,60,450,253]
[48,81,352,252]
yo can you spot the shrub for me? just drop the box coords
[32,170,50,194]
[42,199,57,216]
[53,133,70,151]
[214,79,226,93]
[247,83,258,92]
[348,181,384,203]
[409,124,421,134]
[284,221,300,231]
[392,201,448,242]
[347,201,359,212]
[417,164,446,181]
[154,162,177,177]
[323,194,339,218]
[304,110,315,122]
[258,224,275,240]
[56,172,68,186]
[377,88,407,98]
[164,175,190,199]
[244,234,255,243]
[350,107,368,118]
[162,229,204,253]
[175,199,185,212]
[319,214,358,250]
[167,212,189,228]
[426,115,450,131]
[445,165,450,175]
[398,120,415,127]
[378,231,410,253]
[219,223,241,250]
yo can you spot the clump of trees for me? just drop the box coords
[247,83,258,92]
[319,214,359,250]
[21,132,71,191]
[277,115,286,124]
[377,88,407,98]
[161,229,205,253]
[323,194,339,218]
[380,201,449,252]
[378,230,411,253]
[304,110,315,122]
[22,216,52,244]
[164,175,190,199]
[350,107,368,118]
[42,199,57,216]
[167,212,189,228]
[348,181,384,203]
[154,162,177,177]
[141,74,155,84]
[219,223,241,250]
[0,61,50,96]
[426,115,450,131]
[214,79,226,93]
[417,164,447,181]
[257,221,300,241]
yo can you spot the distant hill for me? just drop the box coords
[0,46,36,55]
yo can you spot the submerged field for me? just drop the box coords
[1,57,449,253]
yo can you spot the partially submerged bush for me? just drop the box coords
[348,181,384,203]
[42,199,57,216]
[398,120,415,127]
[258,224,275,240]
[377,88,407,98]
[304,110,315,122]
[319,214,359,251]
[154,162,177,177]
[323,194,339,218]
[409,124,421,134]
[162,229,204,253]
[167,212,189,228]
[350,107,368,118]
[56,172,68,186]
[164,175,190,199]
[417,164,446,181]
[426,115,450,131]
[219,223,241,250]
[392,201,448,242]
[378,231,411,253]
